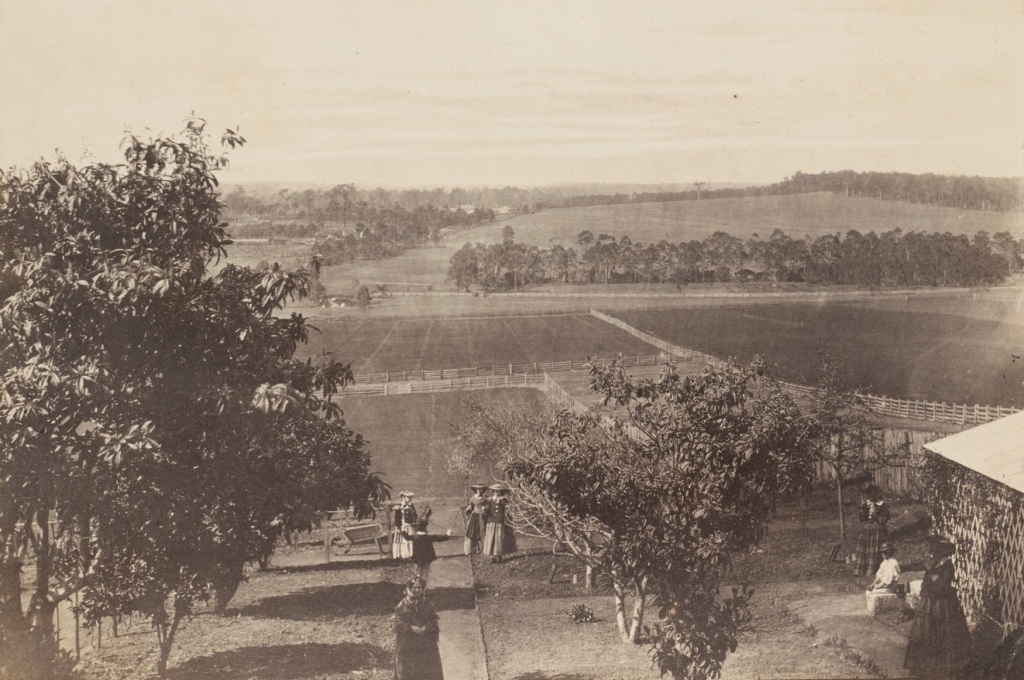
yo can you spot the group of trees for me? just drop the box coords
[0,122,386,678]
[448,226,1021,291]
[224,170,1022,220]
[453,358,823,679]
[224,184,495,246]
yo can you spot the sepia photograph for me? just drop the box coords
[1,1,1023,678]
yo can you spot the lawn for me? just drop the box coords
[296,313,659,374]
[458,193,1024,248]
[338,388,549,498]
[609,299,1024,407]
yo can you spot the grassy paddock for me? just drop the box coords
[296,313,659,374]
[463,193,1024,248]
[611,299,1024,407]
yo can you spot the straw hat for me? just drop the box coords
[399,491,415,498]
[880,542,897,553]
[469,482,488,490]
[488,482,510,492]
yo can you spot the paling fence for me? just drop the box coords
[352,352,676,385]
[925,452,1024,634]
[381,286,991,300]
[590,309,1020,427]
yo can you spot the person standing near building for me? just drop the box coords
[904,538,972,677]
[392,491,417,560]
[393,576,444,680]
[482,482,517,563]
[854,485,890,577]
[463,483,488,555]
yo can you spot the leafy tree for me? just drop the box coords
[503,359,817,678]
[501,224,515,245]
[0,121,386,678]
[576,230,595,249]
[806,354,884,543]
[356,284,372,311]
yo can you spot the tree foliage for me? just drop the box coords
[497,358,818,678]
[0,120,387,678]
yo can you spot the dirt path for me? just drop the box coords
[770,581,913,678]
[431,555,489,680]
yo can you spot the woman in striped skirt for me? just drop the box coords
[853,485,890,577]
[482,483,517,563]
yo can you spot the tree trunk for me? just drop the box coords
[627,578,648,644]
[837,476,846,543]
[156,598,186,676]
[213,560,245,613]
[611,577,630,641]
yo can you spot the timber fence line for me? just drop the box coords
[590,309,1020,427]
[340,372,547,397]
[380,286,992,300]
[352,353,677,385]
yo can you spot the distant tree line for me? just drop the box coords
[448,226,1022,291]
[549,171,1022,213]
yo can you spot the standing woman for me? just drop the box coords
[482,482,517,563]
[853,485,890,577]
[463,483,488,555]
[393,576,444,680]
[904,539,971,677]
[392,491,418,560]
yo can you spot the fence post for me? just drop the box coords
[323,513,331,564]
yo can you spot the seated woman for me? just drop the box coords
[868,542,901,593]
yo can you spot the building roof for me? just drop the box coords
[924,410,1024,495]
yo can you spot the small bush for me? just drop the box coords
[568,603,596,623]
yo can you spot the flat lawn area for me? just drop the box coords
[338,389,549,498]
[610,299,1024,407]
[459,193,1023,248]
[296,313,659,374]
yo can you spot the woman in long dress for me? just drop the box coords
[482,483,517,563]
[853,485,890,577]
[392,491,417,560]
[463,483,487,555]
[904,539,972,677]
[393,576,444,680]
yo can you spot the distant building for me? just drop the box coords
[458,204,476,214]
[496,206,512,215]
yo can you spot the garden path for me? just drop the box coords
[431,555,489,680]
[778,581,913,678]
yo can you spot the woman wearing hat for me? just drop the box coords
[482,482,517,563]
[868,542,901,593]
[392,492,418,560]
[853,485,890,577]
[463,483,488,555]
[904,538,971,677]
[393,576,444,680]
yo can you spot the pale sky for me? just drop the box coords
[1,0,1022,187]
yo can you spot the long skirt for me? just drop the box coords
[904,596,971,677]
[482,521,517,557]
[392,530,413,559]
[464,514,485,555]
[394,631,443,680]
[853,524,887,577]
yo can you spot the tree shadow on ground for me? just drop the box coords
[167,642,388,679]
[512,674,595,680]
[265,557,392,574]
[229,582,475,620]
[231,581,404,619]
[424,585,475,612]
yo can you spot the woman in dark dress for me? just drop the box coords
[853,485,890,577]
[393,576,444,680]
[463,483,487,555]
[482,483,517,563]
[904,539,972,678]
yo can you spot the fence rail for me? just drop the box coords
[590,309,1020,427]
[341,372,548,397]
[352,353,675,385]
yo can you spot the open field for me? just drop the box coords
[459,193,1024,248]
[610,299,1024,407]
[296,313,658,373]
[338,389,548,497]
